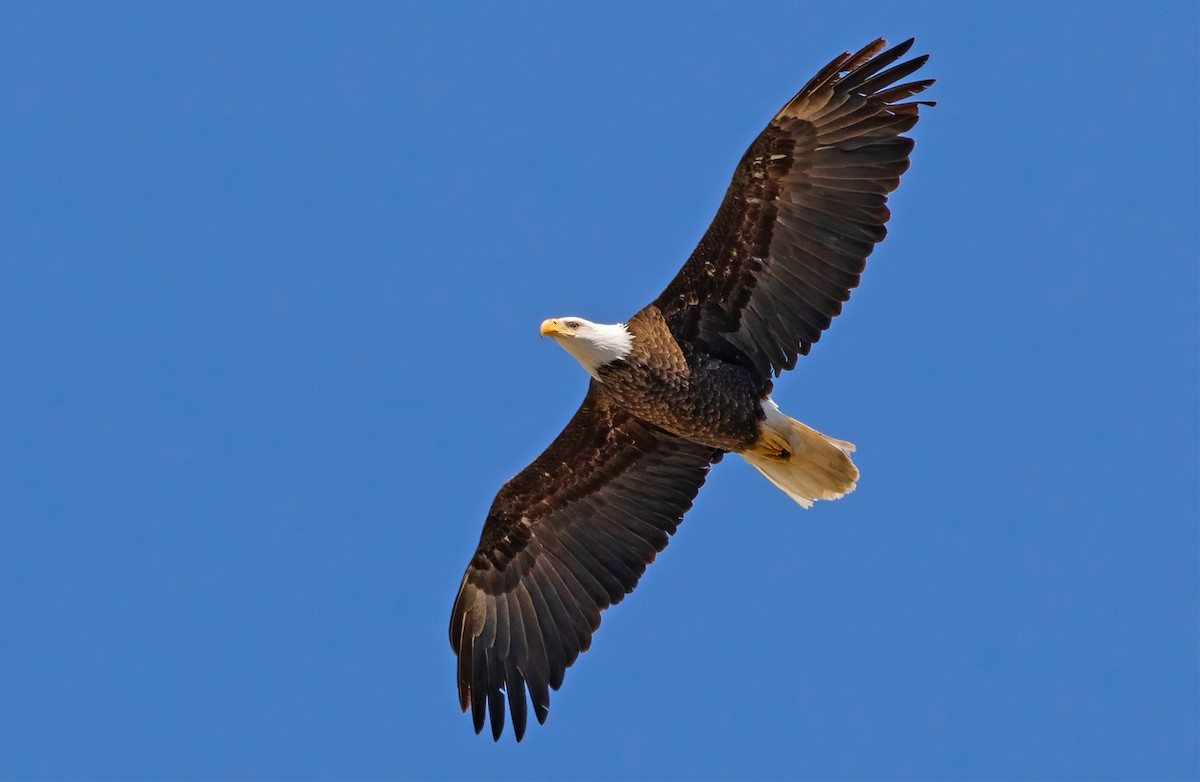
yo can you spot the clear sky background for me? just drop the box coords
[1,2,1196,780]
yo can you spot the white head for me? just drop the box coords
[539,316,633,379]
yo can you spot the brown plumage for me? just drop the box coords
[450,38,934,740]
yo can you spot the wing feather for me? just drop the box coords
[537,549,600,660]
[485,650,505,739]
[652,38,934,377]
[449,383,719,740]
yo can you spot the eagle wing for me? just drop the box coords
[653,38,934,378]
[449,383,721,741]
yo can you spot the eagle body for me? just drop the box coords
[450,38,934,741]
[594,305,766,452]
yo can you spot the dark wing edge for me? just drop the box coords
[653,38,935,378]
[449,383,721,741]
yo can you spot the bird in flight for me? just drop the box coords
[450,38,934,741]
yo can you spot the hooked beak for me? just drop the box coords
[540,319,571,339]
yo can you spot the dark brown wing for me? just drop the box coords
[653,38,935,378]
[449,383,721,741]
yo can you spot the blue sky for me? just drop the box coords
[1,2,1196,780]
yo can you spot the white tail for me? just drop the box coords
[740,399,859,508]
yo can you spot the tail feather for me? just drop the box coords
[740,401,859,508]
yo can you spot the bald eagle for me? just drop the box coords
[450,38,934,740]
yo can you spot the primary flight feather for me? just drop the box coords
[450,37,934,741]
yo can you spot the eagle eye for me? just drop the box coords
[567,321,580,329]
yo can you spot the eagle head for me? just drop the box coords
[539,317,633,378]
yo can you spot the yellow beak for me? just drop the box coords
[540,318,570,338]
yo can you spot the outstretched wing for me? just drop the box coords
[449,383,721,741]
[653,38,934,378]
